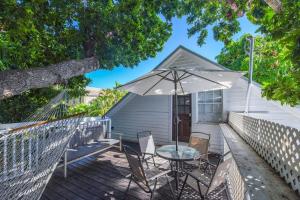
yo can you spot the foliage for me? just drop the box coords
[181,0,300,105]
[0,76,90,123]
[0,0,178,122]
[0,0,177,70]
[68,83,127,117]
[179,0,246,46]
[0,87,61,123]
[217,34,299,106]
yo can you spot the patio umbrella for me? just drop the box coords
[117,66,244,151]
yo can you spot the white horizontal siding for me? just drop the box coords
[223,78,300,129]
[108,95,172,145]
[191,93,223,154]
[191,123,223,154]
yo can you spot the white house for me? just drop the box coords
[106,46,300,153]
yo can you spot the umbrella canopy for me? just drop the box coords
[118,67,244,96]
[117,66,244,151]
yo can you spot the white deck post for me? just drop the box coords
[3,137,7,180]
[64,150,68,178]
[119,134,122,151]
[28,137,32,170]
[21,134,24,173]
[108,119,112,139]
[12,135,16,176]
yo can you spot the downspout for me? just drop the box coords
[245,36,254,114]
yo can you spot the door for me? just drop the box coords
[173,94,191,142]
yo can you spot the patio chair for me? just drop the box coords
[137,131,156,168]
[178,152,233,199]
[123,145,175,200]
[185,132,211,171]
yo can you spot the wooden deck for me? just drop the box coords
[41,144,227,200]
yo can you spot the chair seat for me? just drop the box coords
[144,167,167,179]
[145,167,172,189]
[180,169,228,199]
[181,168,210,191]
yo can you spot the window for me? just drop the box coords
[198,90,222,122]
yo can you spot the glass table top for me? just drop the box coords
[156,145,200,161]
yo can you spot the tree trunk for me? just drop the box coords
[0,57,99,100]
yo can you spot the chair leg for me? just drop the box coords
[169,161,173,171]
[178,174,188,199]
[165,175,176,200]
[124,175,132,200]
[150,178,158,200]
[196,180,204,199]
[143,154,150,169]
[152,155,156,167]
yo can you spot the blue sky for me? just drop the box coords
[86,16,259,88]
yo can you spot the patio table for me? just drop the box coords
[156,145,200,191]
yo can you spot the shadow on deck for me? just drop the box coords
[41,143,227,200]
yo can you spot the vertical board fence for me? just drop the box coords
[228,112,300,194]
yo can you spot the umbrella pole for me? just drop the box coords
[174,71,179,152]
[174,91,178,151]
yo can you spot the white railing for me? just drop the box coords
[228,112,300,194]
[0,117,111,182]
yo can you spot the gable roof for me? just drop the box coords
[153,45,265,88]
[154,45,230,71]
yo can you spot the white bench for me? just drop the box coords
[57,123,122,178]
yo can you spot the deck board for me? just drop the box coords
[42,146,227,200]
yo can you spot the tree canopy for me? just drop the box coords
[0,0,299,122]
[0,0,178,99]
[217,34,299,106]
[181,0,300,105]
[0,0,176,70]
[0,0,178,122]
[68,83,127,117]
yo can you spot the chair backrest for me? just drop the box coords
[207,152,233,196]
[188,132,210,159]
[123,145,148,187]
[137,131,155,155]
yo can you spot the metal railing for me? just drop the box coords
[0,117,111,182]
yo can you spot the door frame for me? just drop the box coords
[172,94,192,142]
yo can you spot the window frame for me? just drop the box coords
[197,90,223,123]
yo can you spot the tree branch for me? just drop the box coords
[0,57,99,99]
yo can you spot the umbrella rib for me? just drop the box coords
[178,73,192,81]
[178,72,187,80]
[142,71,172,95]
[156,74,174,82]
[183,70,230,88]
[116,71,166,89]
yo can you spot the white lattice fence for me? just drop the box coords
[228,112,300,194]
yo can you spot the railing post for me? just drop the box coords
[28,137,32,170]
[36,133,39,167]
[13,135,16,176]
[119,134,122,151]
[3,137,7,180]
[64,150,68,178]
[108,119,112,139]
[21,133,24,173]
